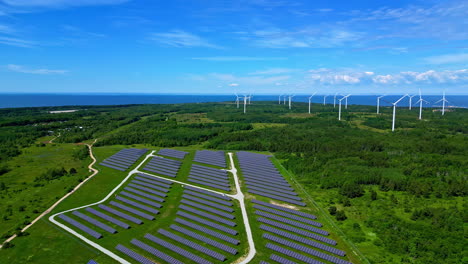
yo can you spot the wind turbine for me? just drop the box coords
[278,94,283,105]
[333,93,338,108]
[408,95,416,110]
[377,95,386,114]
[242,95,249,114]
[338,94,351,120]
[415,89,428,120]
[345,94,351,109]
[248,94,252,104]
[435,90,449,115]
[234,93,240,109]
[288,95,295,110]
[391,94,408,131]
[308,92,317,114]
[283,95,287,105]
[323,95,328,105]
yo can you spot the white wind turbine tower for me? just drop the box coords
[345,94,351,109]
[391,94,408,131]
[435,90,449,115]
[248,94,252,104]
[415,89,428,120]
[338,94,351,120]
[323,95,328,105]
[408,95,416,110]
[288,94,295,110]
[242,95,249,114]
[308,92,317,114]
[234,93,240,109]
[283,95,287,105]
[333,93,338,108]
[377,95,386,114]
[278,94,283,104]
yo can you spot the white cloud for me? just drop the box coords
[191,56,285,61]
[149,30,221,49]
[1,0,129,7]
[0,24,14,34]
[425,53,468,64]
[229,83,239,87]
[7,64,68,74]
[0,36,36,47]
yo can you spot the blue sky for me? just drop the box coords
[0,0,467,95]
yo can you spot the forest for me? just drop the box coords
[0,101,466,264]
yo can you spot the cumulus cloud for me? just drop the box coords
[425,53,468,64]
[7,64,68,74]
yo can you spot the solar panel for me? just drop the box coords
[264,234,351,264]
[270,254,298,264]
[190,171,229,180]
[181,200,235,220]
[144,233,213,264]
[244,178,293,191]
[134,176,172,188]
[98,204,143,225]
[183,190,233,206]
[174,218,239,245]
[246,182,297,195]
[143,167,177,177]
[187,179,231,191]
[248,190,306,206]
[183,194,234,212]
[253,205,321,227]
[191,167,227,175]
[252,200,316,219]
[128,183,168,197]
[170,224,237,255]
[157,149,188,159]
[85,207,130,229]
[266,243,325,264]
[184,186,231,200]
[72,211,117,234]
[87,260,99,264]
[115,244,154,264]
[248,186,300,200]
[123,187,165,202]
[130,179,169,193]
[109,201,155,220]
[188,175,230,186]
[260,225,345,256]
[258,218,335,245]
[115,196,160,214]
[158,229,226,261]
[119,192,162,208]
[131,239,184,264]
[58,214,102,239]
[136,173,173,184]
[255,211,328,236]
[100,163,126,171]
[145,164,179,174]
[176,211,238,235]
[260,261,270,264]
[102,160,130,168]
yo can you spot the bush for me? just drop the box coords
[328,206,337,215]
[336,210,347,221]
[340,182,364,198]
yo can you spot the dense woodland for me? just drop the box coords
[0,102,466,263]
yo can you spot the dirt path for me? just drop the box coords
[0,139,99,248]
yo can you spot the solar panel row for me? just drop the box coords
[183,194,234,212]
[158,229,226,261]
[193,150,226,167]
[170,224,238,255]
[246,182,297,195]
[260,225,345,256]
[270,253,298,264]
[85,207,130,229]
[99,148,147,172]
[136,173,173,185]
[249,190,306,206]
[144,233,213,264]
[252,200,317,219]
[187,178,231,191]
[115,196,160,214]
[189,170,229,180]
[176,211,238,235]
[266,243,325,264]
[72,211,117,234]
[119,192,162,208]
[134,176,172,188]
[124,187,165,202]
[243,178,293,191]
[131,179,170,192]
[58,214,102,239]
[174,218,239,245]
[181,200,235,220]
[157,148,188,159]
[143,167,177,178]
[253,205,320,227]
[188,175,229,185]
[255,211,328,236]
[98,204,143,225]
[128,183,168,197]
[184,186,231,201]
[258,217,336,245]
[264,234,352,264]
[248,186,301,200]
[87,260,99,264]
[100,163,126,171]
[183,190,233,206]
[115,244,154,264]
[131,239,183,264]
[109,201,155,221]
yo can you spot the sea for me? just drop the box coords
[0,93,467,109]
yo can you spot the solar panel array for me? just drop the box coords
[193,150,226,167]
[58,214,102,239]
[87,260,98,264]
[115,244,154,264]
[142,156,182,178]
[237,151,306,206]
[99,148,148,171]
[157,148,189,159]
[187,164,231,191]
[72,211,117,234]
[252,200,352,264]
[131,239,184,264]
